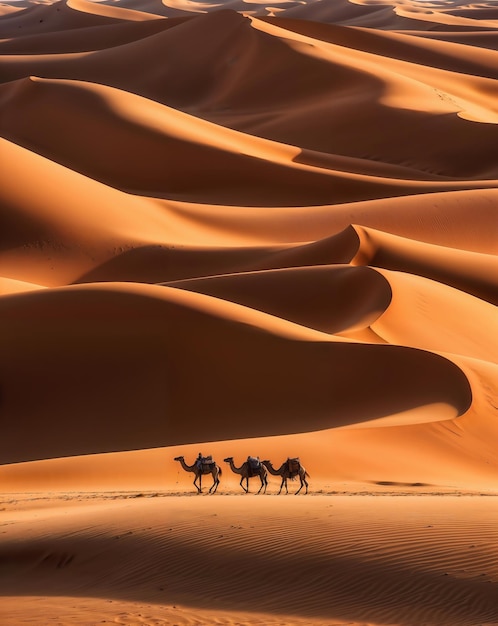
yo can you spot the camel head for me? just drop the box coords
[262,460,271,465]
[173,456,184,461]
[223,457,233,463]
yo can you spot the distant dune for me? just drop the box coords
[0,0,497,624]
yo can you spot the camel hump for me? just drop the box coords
[287,457,301,473]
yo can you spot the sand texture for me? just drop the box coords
[0,0,497,624]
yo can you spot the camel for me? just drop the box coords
[174,455,222,494]
[223,457,268,494]
[262,458,309,494]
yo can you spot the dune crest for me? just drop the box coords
[351,224,498,304]
[66,0,163,21]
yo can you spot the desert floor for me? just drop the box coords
[2,490,498,625]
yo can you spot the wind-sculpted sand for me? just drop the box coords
[2,493,498,626]
[0,0,497,624]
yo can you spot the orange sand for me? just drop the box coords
[0,0,497,624]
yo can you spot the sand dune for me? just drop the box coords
[0,17,182,54]
[1,0,497,624]
[351,224,498,304]
[0,281,474,464]
[2,11,498,176]
[262,16,498,78]
[166,264,393,334]
[0,0,130,37]
[2,76,497,205]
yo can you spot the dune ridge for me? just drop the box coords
[1,0,498,624]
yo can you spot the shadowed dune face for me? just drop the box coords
[0,283,472,462]
[166,265,393,334]
[1,0,498,622]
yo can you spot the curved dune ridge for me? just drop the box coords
[1,0,498,624]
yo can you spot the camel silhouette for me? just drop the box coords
[262,458,309,494]
[223,457,268,494]
[174,455,222,493]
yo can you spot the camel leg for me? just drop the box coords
[209,473,218,494]
[278,477,286,495]
[194,473,202,493]
[295,474,309,495]
[240,476,248,493]
[257,475,264,495]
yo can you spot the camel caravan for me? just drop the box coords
[174,454,309,495]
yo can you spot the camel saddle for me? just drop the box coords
[247,456,261,476]
[287,457,301,475]
[200,455,215,470]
